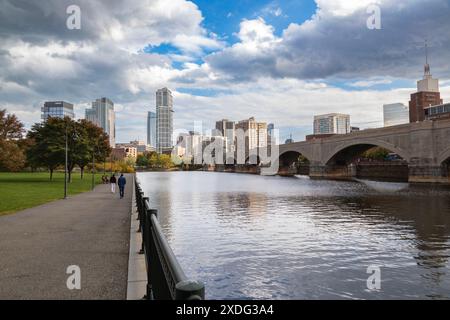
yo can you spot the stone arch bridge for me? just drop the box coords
[261,119,450,184]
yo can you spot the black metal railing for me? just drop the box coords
[135,178,205,300]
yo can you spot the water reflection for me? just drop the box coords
[138,172,450,299]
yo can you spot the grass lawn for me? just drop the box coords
[0,172,102,216]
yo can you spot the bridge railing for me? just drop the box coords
[135,179,205,300]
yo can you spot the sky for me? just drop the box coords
[0,0,450,143]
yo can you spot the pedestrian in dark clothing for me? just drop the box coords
[110,174,117,193]
[118,174,126,199]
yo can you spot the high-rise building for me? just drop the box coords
[147,111,156,148]
[215,119,235,154]
[383,103,409,127]
[85,97,116,147]
[267,123,280,145]
[235,117,268,159]
[176,131,205,164]
[41,101,75,120]
[313,113,350,135]
[156,88,174,154]
[256,122,268,148]
[409,47,443,122]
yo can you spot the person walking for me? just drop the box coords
[110,174,117,193]
[118,174,126,199]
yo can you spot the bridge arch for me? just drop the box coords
[438,147,450,165]
[323,139,411,165]
[245,155,262,165]
[273,150,311,176]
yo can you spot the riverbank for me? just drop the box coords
[0,174,133,299]
[0,172,102,216]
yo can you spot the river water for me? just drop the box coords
[137,171,450,300]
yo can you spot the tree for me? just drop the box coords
[0,141,26,172]
[26,117,112,180]
[0,109,26,172]
[0,109,24,140]
[75,120,111,179]
[363,147,390,161]
[136,154,149,167]
[27,118,66,180]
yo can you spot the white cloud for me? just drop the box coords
[349,79,393,88]
[315,0,380,16]
[207,0,450,81]
[1,0,450,144]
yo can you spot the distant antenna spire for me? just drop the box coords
[424,39,431,78]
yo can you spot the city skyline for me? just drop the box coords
[1,0,450,143]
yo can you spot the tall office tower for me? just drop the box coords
[156,88,174,154]
[215,119,235,153]
[235,117,268,157]
[409,45,443,122]
[256,122,268,148]
[41,101,75,120]
[147,111,156,148]
[267,123,276,146]
[85,97,116,147]
[383,103,410,127]
[313,113,350,135]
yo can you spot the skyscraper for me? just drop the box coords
[41,101,74,120]
[156,88,174,154]
[235,117,268,159]
[147,111,156,148]
[383,103,409,127]
[267,123,278,145]
[409,45,443,122]
[85,97,116,147]
[215,119,235,153]
[313,113,350,135]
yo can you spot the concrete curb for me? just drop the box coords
[126,175,147,300]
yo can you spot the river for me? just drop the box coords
[137,171,450,300]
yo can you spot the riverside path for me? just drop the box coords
[0,174,133,299]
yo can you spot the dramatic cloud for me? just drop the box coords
[206,0,450,81]
[0,0,449,142]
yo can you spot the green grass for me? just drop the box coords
[0,172,102,216]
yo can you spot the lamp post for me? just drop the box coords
[92,142,97,191]
[64,123,68,199]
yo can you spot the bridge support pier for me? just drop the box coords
[309,164,356,180]
[278,166,297,177]
[408,165,449,184]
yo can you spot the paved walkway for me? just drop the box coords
[0,174,133,299]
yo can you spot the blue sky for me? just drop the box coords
[192,0,317,41]
[148,0,318,71]
[1,0,449,143]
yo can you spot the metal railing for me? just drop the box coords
[135,179,205,300]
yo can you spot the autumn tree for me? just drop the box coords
[76,119,111,179]
[0,109,26,171]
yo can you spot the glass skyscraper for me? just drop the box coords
[383,103,409,127]
[41,101,75,120]
[85,97,116,147]
[156,88,174,153]
[313,113,350,135]
[147,111,156,148]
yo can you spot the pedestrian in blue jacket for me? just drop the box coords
[118,174,126,199]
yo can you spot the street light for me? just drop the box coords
[91,146,95,191]
[64,122,68,199]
